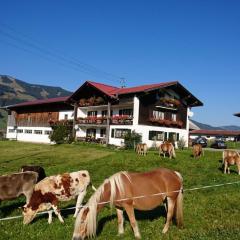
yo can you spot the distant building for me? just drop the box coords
[190,129,240,141]
[4,80,203,147]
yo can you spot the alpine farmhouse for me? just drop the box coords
[5,80,202,147]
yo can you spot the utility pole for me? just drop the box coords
[120,77,126,88]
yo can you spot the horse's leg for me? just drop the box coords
[74,189,86,217]
[224,162,227,174]
[162,197,175,234]
[116,208,124,235]
[124,205,141,239]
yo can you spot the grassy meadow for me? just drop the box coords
[0,141,240,240]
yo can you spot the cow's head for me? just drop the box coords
[22,205,38,224]
[22,203,50,224]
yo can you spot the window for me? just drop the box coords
[102,110,107,117]
[34,130,43,135]
[149,131,164,141]
[87,111,97,117]
[64,114,68,120]
[111,128,131,138]
[153,110,164,120]
[168,132,179,141]
[86,128,96,138]
[100,128,106,138]
[25,129,32,134]
[119,109,133,117]
[172,113,177,121]
[8,129,15,133]
[17,129,23,133]
[44,130,52,135]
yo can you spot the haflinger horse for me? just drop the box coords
[159,142,176,159]
[135,143,148,156]
[72,168,183,240]
[223,155,240,175]
[192,144,204,159]
[222,150,240,164]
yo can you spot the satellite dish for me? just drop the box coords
[74,125,79,130]
[188,111,194,117]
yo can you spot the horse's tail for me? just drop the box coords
[172,144,176,158]
[174,171,183,228]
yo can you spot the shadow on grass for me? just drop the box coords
[0,201,24,218]
[96,205,166,236]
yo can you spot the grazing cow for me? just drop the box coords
[136,143,148,156]
[159,142,176,159]
[21,165,46,182]
[22,170,93,224]
[0,171,38,204]
[223,155,240,175]
[192,144,204,158]
[222,150,240,164]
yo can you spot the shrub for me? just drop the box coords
[50,124,73,144]
[178,137,186,150]
[124,130,142,149]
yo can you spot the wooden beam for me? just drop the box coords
[72,102,78,140]
[105,101,111,144]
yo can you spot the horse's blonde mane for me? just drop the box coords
[76,171,131,238]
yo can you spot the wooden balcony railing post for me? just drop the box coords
[72,102,78,140]
[106,102,111,144]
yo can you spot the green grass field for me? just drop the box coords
[0,141,240,240]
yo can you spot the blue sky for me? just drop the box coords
[0,0,239,126]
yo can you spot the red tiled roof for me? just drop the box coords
[190,129,240,136]
[7,96,70,108]
[87,81,119,97]
[114,81,178,95]
[87,80,178,96]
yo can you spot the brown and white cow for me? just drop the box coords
[22,170,93,224]
[0,171,38,204]
[193,144,204,158]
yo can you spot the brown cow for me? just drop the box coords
[22,170,93,224]
[136,143,148,156]
[0,171,38,204]
[159,142,176,159]
[223,155,240,175]
[192,144,204,158]
[222,150,240,164]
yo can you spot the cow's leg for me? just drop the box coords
[48,210,53,224]
[124,205,141,239]
[74,189,87,218]
[116,208,124,235]
[162,197,175,234]
[52,205,64,223]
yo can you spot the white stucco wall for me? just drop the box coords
[59,110,74,120]
[6,126,52,143]
[109,124,189,147]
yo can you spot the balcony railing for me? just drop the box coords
[149,118,183,128]
[76,115,133,125]
[77,117,107,125]
[111,115,133,125]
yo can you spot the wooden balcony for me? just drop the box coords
[149,118,184,129]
